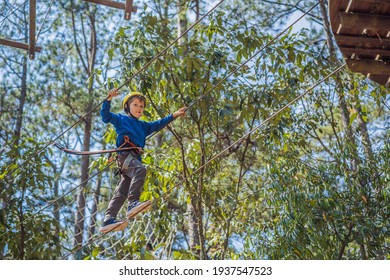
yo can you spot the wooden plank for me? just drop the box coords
[334,34,390,46]
[368,74,390,86]
[346,58,390,74]
[357,0,390,4]
[83,0,137,12]
[29,0,36,60]
[340,46,390,56]
[124,0,133,20]
[0,38,42,52]
[328,0,348,32]
[339,12,390,31]
[84,0,124,9]
[328,0,345,20]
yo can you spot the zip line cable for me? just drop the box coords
[4,0,225,180]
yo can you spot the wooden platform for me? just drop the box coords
[329,0,390,87]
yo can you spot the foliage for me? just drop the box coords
[0,138,61,259]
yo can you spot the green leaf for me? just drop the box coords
[92,247,100,258]
[349,112,358,127]
[118,27,125,37]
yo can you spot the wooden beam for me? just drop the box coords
[124,0,134,20]
[29,0,36,60]
[83,0,137,13]
[346,58,390,75]
[334,34,390,46]
[328,0,349,32]
[0,38,42,52]
[340,46,390,57]
[368,74,390,87]
[84,0,125,9]
[356,0,390,4]
[339,12,390,31]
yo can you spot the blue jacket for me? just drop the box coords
[100,100,174,151]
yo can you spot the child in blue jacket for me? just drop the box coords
[100,88,186,233]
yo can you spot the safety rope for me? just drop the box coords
[53,143,139,155]
[54,135,141,155]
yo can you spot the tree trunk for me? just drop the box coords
[187,201,200,253]
[194,0,200,20]
[73,11,97,259]
[360,241,368,260]
[88,170,102,241]
[176,0,203,259]
[353,94,378,173]
[14,18,29,259]
[177,0,188,45]
[319,0,359,171]
[14,55,28,146]
[18,186,26,259]
[53,165,61,251]
[74,129,92,258]
[320,0,379,259]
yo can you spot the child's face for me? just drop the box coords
[129,98,145,118]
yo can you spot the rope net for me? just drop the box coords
[41,160,183,260]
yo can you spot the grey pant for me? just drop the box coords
[105,152,146,219]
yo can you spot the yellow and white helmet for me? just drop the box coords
[122,92,146,113]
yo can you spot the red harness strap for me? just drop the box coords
[121,135,142,154]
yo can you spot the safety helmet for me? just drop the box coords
[122,92,146,112]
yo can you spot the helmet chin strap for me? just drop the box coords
[125,103,138,119]
[128,112,137,118]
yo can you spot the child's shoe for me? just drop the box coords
[126,200,152,219]
[99,217,128,234]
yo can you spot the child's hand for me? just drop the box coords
[173,107,187,118]
[106,88,119,101]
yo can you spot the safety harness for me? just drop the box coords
[117,136,142,172]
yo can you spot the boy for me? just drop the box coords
[99,88,186,234]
